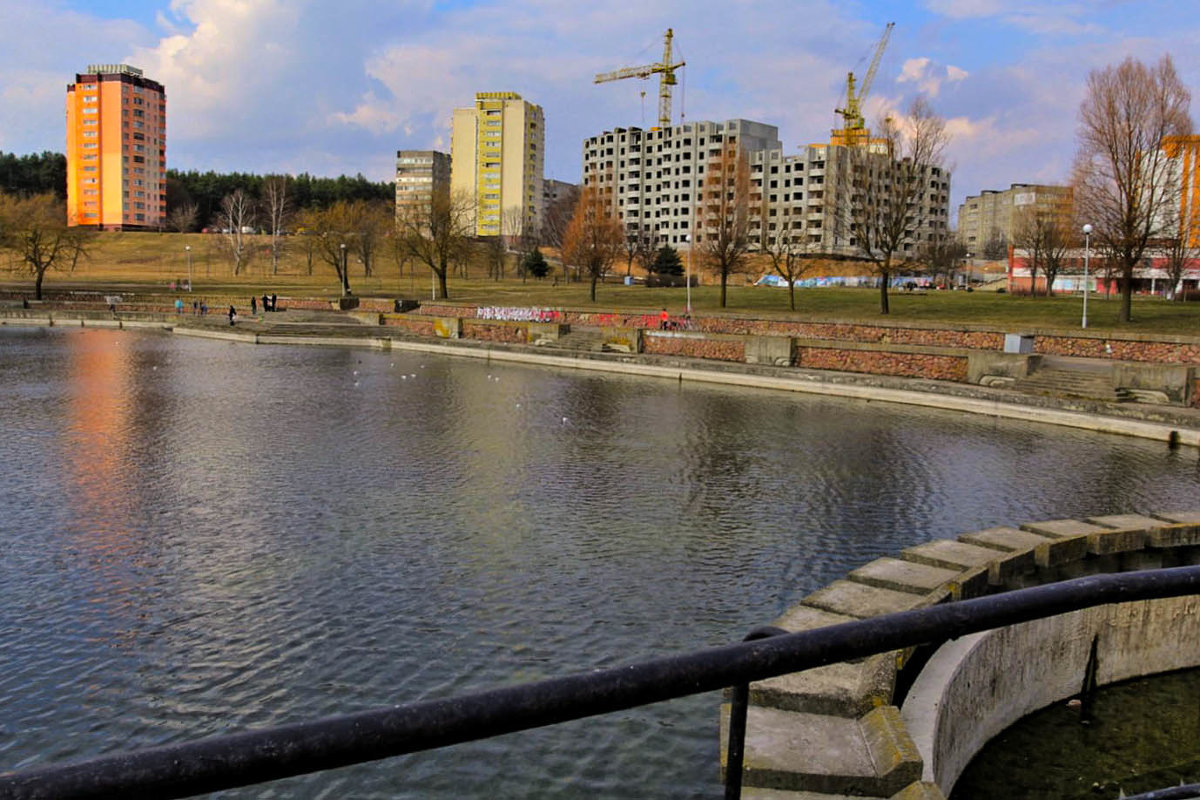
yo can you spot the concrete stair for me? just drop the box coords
[544,328,608,353]
[1011,368,1131,402]
[721,705,923,797]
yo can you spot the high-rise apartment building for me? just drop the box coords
[66,64,166,230]
[1161,135,1200,248]
[450,92,544,237]
[582,120,950,258]
[957,184,1071,254]
[582,120,782,249]
[395,150,450,221]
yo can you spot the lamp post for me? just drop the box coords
[185,245,192,291]
[1082,224,1092,329]
[339,243,348,298]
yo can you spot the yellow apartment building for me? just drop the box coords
[66,64,166,230]
[450,92,544,238]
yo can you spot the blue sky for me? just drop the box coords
[1,0,1197,217]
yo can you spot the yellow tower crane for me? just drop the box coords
[833,22,894,147]
[594,29,686,130]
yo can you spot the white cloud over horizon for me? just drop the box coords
[0,0,1197,220]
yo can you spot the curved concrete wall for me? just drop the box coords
[728,510,1200,800]
[904,595,1200,794]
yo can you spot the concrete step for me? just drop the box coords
[544,329,607,352]
[721,705,922,797]
[1011,368,1130,402]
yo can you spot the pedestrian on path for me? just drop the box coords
[251,296,257,314]
[175,298,184,314]
[228,305,237,326]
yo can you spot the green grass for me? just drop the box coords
[3,230,1199,336]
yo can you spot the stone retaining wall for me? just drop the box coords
[726,509,1200,800]
[643,331,745,361]
[796,346,970,382]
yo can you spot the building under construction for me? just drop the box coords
[582,24,950,260]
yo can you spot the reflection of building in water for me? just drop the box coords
[64,329,135,551]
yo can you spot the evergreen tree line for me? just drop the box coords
[167,170,394,230]
[0,151,67,199]
[0,150,393,230]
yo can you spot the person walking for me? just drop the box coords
[251,296,257,314]
[659,308,669,330]
[175,298,184,314]
[228,305,237,326]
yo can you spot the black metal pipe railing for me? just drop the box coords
[723,625,788,800]
[4,566,1200,800]
[1123,785,1200,800]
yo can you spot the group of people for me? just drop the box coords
[250,293,279,314]
[175,298,211,315]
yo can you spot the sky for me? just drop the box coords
[0,0,1197,218]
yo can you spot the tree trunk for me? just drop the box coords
[878,269,891,314]
[590,272,598,302]
[34,269,45,301]
[788,282,796,311]
[437,258,450,300]
[1120,266,1134,322]
[720,271,728,308]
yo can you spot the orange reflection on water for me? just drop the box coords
[62,329,137,559]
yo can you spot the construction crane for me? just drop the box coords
[594,29,685,130]
[833,22,894,146]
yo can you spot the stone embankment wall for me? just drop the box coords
[411,302,1200,366]
[404,304,1200,406]
[723,510,1200,800]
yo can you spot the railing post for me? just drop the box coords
[725,625,787,800]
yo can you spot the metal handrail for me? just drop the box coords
[1123,785,1200,800]
[4,567,1200,800]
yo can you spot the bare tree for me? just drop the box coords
[1073,54,1192,322]
[696,137,753,307]
[216,189,256,276]
[166,202,198,233]
[541,185,579,250]
[353,201,392,279]
[562,184,624,302]
[397,189,475,300]
[262,175,291,275]
[917,237,968,289]
[761,226,816,311]
[981,228,1009,261]
[0,193,90,299]
[1161,199,1199,300]
[841,98,951,314]
[299,203,357,296]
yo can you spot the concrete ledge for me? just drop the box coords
[803,580,940,619]
[734,508,1200,798]
[722,705,921,796]
[848,558,962,596]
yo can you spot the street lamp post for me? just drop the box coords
[185,245,192,291]
[339,243,348,298]
[1082,224,1092,329]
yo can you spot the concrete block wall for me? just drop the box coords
[725,509,1200,800]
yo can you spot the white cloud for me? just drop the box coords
[896,57,967,98]
[923,0,1105,35]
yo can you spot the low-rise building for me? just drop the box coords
[957,184,1071,254]
[395,150,450,222]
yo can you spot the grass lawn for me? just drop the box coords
[3,230,1199,336]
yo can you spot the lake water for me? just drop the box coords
[1,326,1197,798]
